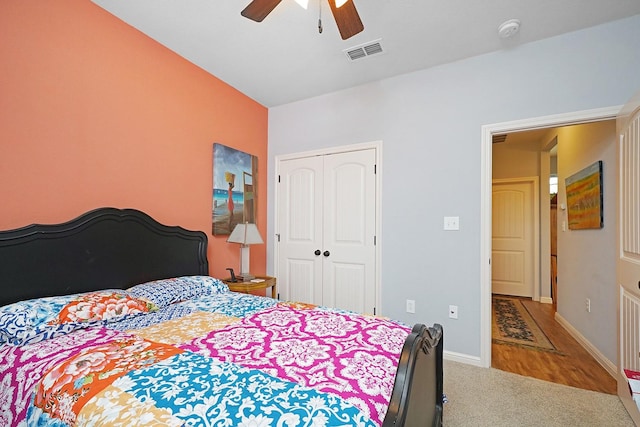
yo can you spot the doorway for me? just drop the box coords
[488,118,619,391]
[480,106,621,368]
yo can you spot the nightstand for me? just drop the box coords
[224,275,277,299]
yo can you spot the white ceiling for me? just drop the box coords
[91,0,640,108]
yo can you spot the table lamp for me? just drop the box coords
[227,222,263,281]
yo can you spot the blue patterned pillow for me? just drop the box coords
[0,290,156,346]
[127,276,229,308]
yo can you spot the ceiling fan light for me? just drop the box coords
[335,0,348,8]
[294,0,309,9]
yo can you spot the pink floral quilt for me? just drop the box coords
[1,289,410,427]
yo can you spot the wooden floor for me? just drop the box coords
[491,298,617,394]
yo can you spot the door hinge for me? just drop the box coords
[276,233,280,242]
[373,307,376,315]
[374,235,376,245]
[278,175,281,183]
[374,164,377,174]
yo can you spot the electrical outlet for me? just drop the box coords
[444,216,460,230]
[449,305,458,319]
[586,298,591,313]
[406,299,415,313]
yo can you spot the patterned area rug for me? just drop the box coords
[492,296,558,352]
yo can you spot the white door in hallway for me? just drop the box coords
[492,179,537,297]
[277,148,377,314]
[616,91,640,425]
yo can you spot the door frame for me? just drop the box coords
[479,106,621,368]
[492,177,540,299]
[273,140,383,312]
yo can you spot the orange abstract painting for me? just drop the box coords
[565,161,603,230]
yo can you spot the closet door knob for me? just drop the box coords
[323,250,330,257]
[314,250,321,256]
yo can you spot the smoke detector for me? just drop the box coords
[498,19,520,39]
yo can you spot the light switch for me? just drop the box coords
[444,216,460,230]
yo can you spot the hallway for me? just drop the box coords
[491,299,617,394]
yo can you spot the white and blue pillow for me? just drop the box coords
[127,275,228,308]
[0,276,229,346]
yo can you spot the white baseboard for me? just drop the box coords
[540,296,553,304]
[444,350,484,367]
[554,312,617,378]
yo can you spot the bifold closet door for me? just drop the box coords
[321,150,376,314]
[277,155,324,306]
[278,149,376,314]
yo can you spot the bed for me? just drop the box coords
[0,207,443,427]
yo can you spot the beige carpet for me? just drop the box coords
[443,360,634,426]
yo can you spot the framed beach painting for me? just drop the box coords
[565,161,603,230]
[212,143,258,235]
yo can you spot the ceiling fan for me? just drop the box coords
[241,0,364,40]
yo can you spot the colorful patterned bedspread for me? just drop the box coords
[0,277,410,427]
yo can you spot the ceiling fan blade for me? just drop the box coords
[328,0,364,40]
[241,0,282,22]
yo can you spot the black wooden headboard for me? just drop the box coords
[0,207,209,307]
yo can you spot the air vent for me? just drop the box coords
[344,39,384,61]
[492,134,508,144]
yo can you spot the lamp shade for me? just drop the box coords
[227,223,263,246]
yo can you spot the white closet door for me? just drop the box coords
[277,148,377,314]
[322,149,376,314]
[277,156,324,305]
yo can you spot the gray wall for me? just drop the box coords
[267,15,640,359]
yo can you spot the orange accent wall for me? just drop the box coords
[0,0,268,279]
